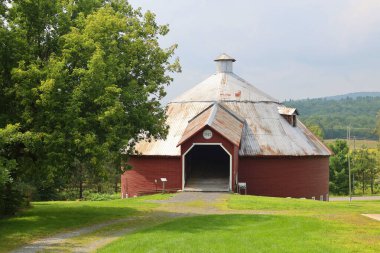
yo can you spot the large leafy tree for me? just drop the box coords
[352,147,378,194]
[0,0,179,214]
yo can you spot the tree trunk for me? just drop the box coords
[79,180,83,199]
[114,176,118,193]
[362,171,365,195]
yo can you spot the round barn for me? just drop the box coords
[121,54,332,200]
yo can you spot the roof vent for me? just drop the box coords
[214,53,235,73]
[278,106,299,127]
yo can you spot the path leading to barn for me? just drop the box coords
[12,192,277,252]
[151,192,272,215]
[11,210,186,253]
[15,192,266,253]
[11,218,133,253]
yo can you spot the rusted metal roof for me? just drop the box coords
[134,56,332,157]
[177,104,214,146]
[134,102,211,156]
[177,103,244,147]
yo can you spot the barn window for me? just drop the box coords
[277,106,299,127]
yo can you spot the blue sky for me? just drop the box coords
[128,0,380,102]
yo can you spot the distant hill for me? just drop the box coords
[323,92,380,100]
[283,94,380,140]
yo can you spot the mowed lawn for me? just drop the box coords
[0,194,169,252]
[99,195,380,253]
[1,194,379,252]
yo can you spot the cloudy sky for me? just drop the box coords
[128,0,380,102]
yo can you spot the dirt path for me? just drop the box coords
[362,214,380,222]
[11,218,133,253]
[11,192,271,253]
[152,192,274,215]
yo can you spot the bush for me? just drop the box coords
[0,182,30,216]
[83,192,120,201]
[56,189,120,201]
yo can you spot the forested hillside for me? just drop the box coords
[284,96,380,140]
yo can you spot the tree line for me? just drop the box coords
[328,140,380,195]
[322,110,380,195]
[0,0,179,216]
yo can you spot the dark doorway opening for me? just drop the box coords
[184,145,230,191]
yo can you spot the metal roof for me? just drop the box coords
[177,103,244,147]
[134,102,210,156]
[171,72,278,103]
[134,56,332,157]
[177,104,214,146]
[215,53,236,62]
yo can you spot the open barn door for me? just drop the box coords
[184,144,231,191]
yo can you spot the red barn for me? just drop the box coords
[121,54,332,200]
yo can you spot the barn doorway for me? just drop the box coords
[183,144,231,191]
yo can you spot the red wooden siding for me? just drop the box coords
[238,156,329,199]
[121,156,181,197]
[122,127,329,200]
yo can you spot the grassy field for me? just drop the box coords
[100,195,380,253]
[0,194,169,252]
[325,139,379,149]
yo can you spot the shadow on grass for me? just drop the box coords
[132,214,311,234]
[0,200,150,252]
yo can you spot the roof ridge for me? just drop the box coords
[207,103,218,126]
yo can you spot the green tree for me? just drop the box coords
[0,0,179,213]
[0,124,42,214]
[328,140,349,195]
[305,122,324,140]
[35,5,179,198]
[352,146,378,194]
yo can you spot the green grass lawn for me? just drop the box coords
[99,214,345,253]
[0,194,169,252]
[99,195,380,253]
[228,195,380,215]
